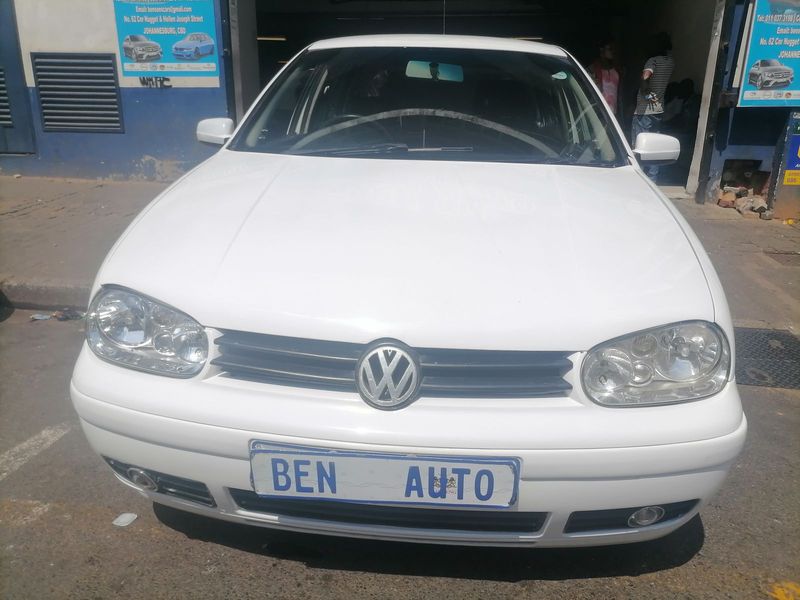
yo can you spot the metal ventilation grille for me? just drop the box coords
[0,69,11,127]
[31,53,122,132]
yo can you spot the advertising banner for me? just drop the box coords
[113,0,219,77]
[739,0,800,107]
[781,112,800,184]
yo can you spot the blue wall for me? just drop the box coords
[0,85,228,180]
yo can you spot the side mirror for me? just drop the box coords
[633,132,680,165]
[197,117,234,145]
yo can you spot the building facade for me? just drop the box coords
[2,0,797,217]
[0,0,232,179]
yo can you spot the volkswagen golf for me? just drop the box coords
[71,35,746,547]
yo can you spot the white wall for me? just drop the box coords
[14,0,118,85]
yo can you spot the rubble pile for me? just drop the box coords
[717,186,771,220]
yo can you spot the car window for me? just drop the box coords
[230,47,626,166]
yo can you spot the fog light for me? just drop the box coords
[127,467,158,491]
[628,505,666,527]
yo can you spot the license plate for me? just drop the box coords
[249,442,520,508]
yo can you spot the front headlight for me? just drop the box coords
[581,321,730,407]
[86,286,208,377]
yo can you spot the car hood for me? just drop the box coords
[97,150,714,351]
[130,41,155,47]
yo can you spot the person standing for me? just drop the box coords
[632,32,675,181]
[590,39,621,116]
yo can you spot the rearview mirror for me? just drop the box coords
[197,118,234,145]
[633,133,680,165]
[405,60,464,82]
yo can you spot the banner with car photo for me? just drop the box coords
[114,0,219,77]
[739,0,800,106]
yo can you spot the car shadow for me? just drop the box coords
[152,503,704,582]
[0,292,14,322]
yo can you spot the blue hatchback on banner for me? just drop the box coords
[114,0,219,77]
[739,0,800,106]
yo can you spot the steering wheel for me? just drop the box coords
[290,108,558,156]
[322,114,363,127]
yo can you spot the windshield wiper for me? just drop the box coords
[290,143,409,156]
[539,156,618,167]
[290,144,477,157]
[408,146,474,153]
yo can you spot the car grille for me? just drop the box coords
[211,330,573,398]
[229,490,547,533]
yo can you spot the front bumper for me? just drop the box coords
[173,49,196,59]
[71,346,747,547]
[763,75,793,87]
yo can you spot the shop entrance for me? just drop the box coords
[240,0,720,187]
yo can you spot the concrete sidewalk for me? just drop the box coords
[1,175,798,331]
[671,196,799,332]
[0,176,168,309]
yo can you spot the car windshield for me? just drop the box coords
[763,59,782,66]
[188,34,204,41]
[230,46,626,166]
[130,35,147,42]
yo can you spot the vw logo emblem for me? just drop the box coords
[357,342,420,409]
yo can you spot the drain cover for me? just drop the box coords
[734,328,800,389]
[764,251,800,267]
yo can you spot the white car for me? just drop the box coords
[71,35,746,547]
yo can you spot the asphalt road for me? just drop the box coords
[1,308,798,599]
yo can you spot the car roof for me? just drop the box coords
[307,34,567,58]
